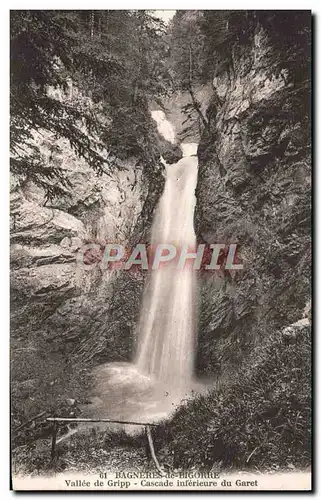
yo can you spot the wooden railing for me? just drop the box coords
[46,417,165,475]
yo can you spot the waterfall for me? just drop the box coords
[89,110,201,424]
[135,111,199,391]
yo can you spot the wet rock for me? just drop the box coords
[161,143,183,164]
[282,319,310,344]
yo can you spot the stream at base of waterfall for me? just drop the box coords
[85,111,209,430]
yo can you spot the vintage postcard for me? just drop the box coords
[10,9,311,491]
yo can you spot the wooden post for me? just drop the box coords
[145,426,151,462]
[146,425,166,476]
[50,421,58,460]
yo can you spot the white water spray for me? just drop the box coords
[136,111,199,391]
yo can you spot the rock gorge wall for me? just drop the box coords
[11,132,164,369]
[195,25,311,376]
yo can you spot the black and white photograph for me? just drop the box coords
[10,8,311,491]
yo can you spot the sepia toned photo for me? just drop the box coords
[10,9,311,491]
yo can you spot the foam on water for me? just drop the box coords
[151,110,176,144]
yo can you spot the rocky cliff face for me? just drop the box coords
[11,131,165,425]
[11,131,166,357]
[195,26,311,376]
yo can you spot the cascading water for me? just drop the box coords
[89,110,203,425]
[135,111,198,391]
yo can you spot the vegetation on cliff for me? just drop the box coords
[156,322,311,470]
[10,10,172,198]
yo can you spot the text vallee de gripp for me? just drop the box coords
[76,242,244,275]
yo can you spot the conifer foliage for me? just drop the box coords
[10,10,170,196]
